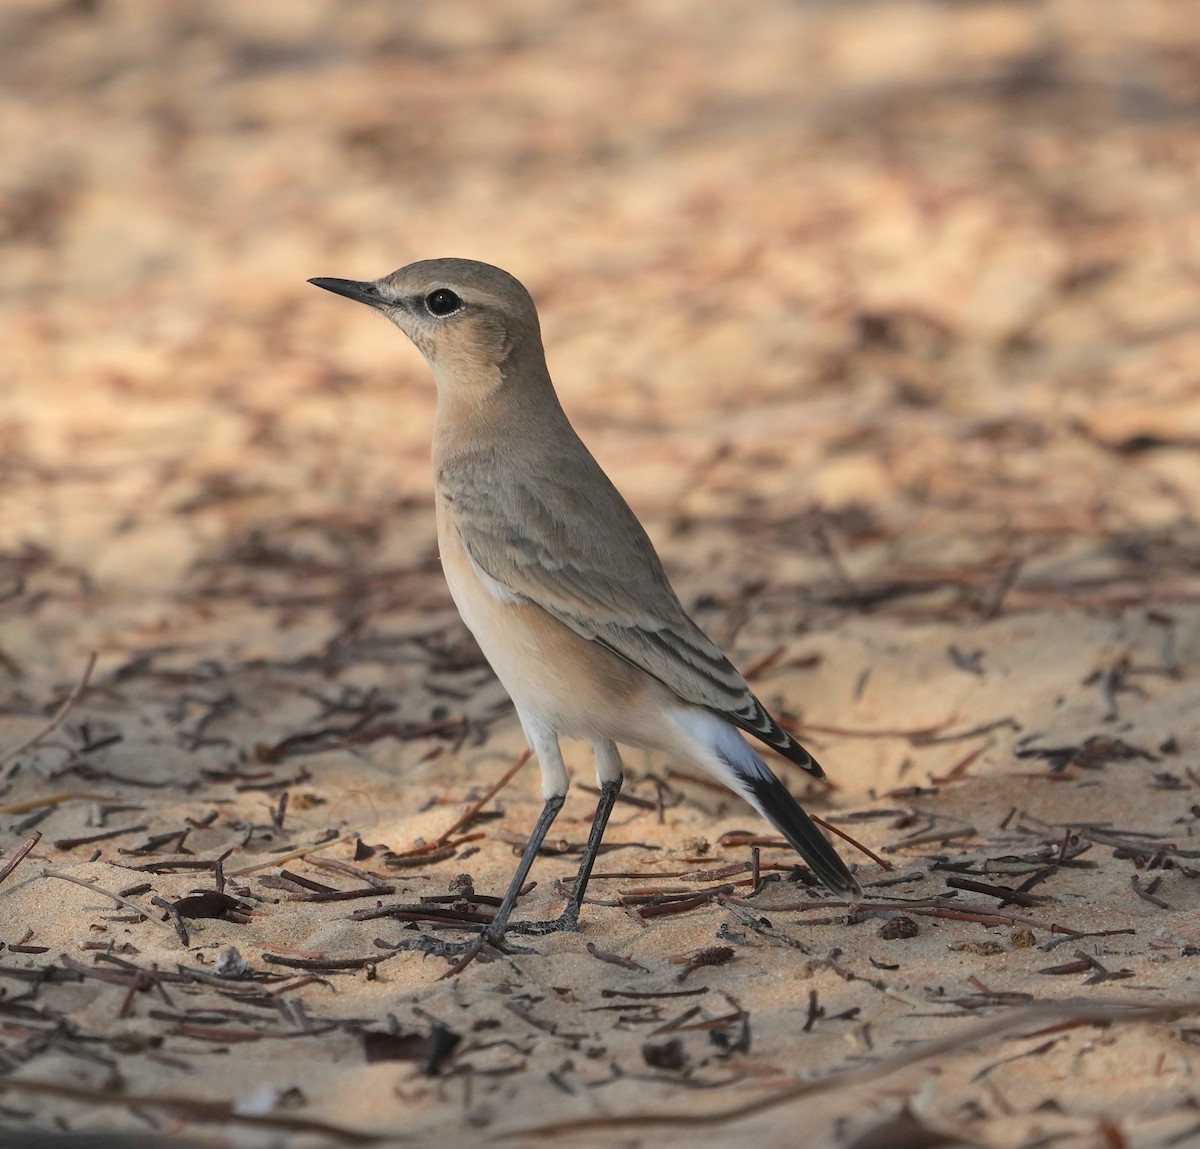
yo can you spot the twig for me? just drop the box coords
[0,790,120,815]
[351,903,495,926]
[40,868,164,924]
[742,644,787,680]
[723,894,1083,935]
[0,1078,386,1144]
[500,1001,1200,1138]
[152,895,190,946]
[811,814,892,871]
[639,885,733,919]
[304,856,393,888]
[943,875,1042,909]
[721,900,811,952]
[796,720,949,741]
[585,942,650,972]
[1130,874,1169,909]
[54,824,149,851]
[810,514,857,599]
[225,834,344,876]
[435,749,531,845]
[0,831,41,886]
[909,718,1021,746]
[978,557,1023,620]
[884,825,977,851]
[0,651,97,768]
[263,952,394,971]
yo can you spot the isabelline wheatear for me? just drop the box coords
[311,259,860,957]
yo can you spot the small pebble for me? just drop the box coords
[877,915,919,940]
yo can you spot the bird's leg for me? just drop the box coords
[509,739,624,936]
[438,735,624,973]
[435,726,571,974]
[564,775,622,924]
[484,791,566,939]
[385,799,557,964]
[508,776,621,934]
[433,791,565,976]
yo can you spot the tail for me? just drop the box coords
[670,709,861,897]
[708,691,827,779]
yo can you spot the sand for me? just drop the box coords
[2,2,1200,1146]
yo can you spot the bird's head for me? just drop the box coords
[310,258,545,401]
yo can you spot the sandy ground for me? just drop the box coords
[3,2,1200,1146]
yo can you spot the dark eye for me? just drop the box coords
[426,288,462,316]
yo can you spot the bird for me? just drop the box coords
[310,259,860,958]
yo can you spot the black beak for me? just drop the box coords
[308,277,386,307]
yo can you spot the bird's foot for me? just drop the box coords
[380,916,580,975]
[376,930,538,968]
[505,910,582,936]
[374,908,583,975]
[433,926,554,978]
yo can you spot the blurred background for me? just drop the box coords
[1,0,1199,684]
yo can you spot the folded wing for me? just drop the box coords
[443,448,824,778]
